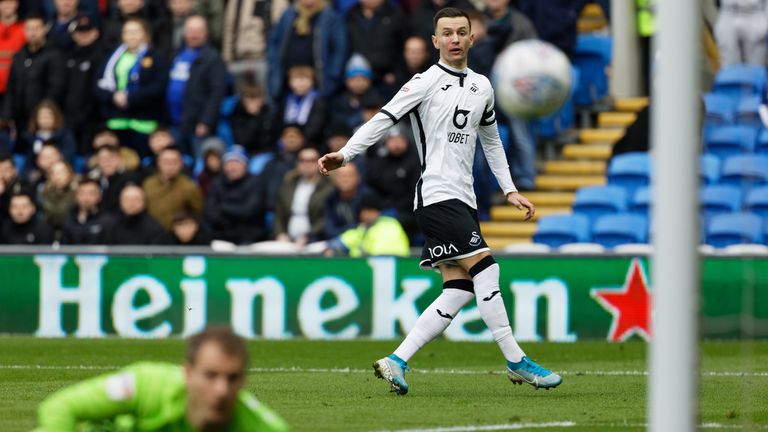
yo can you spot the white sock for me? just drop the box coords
[393,281,475,363]
[471,258,526,363]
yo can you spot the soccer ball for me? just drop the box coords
[491,40,573,119]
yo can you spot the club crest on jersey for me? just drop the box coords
[470,83,479,93]
[400,86,410,93]
[452,106,470,129]
[469,231,481,246]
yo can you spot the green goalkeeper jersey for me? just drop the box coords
[34,362,289,432]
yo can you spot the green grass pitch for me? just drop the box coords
[1,337,767,431]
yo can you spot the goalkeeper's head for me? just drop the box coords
[184,326,249,429]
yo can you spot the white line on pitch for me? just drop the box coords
[1,365,768,378]
[374,422,577,432]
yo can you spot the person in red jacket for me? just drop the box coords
[0,0,25,106]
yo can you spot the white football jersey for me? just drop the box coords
[339,62,517,210]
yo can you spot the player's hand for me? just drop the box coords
[507,191,535,221]
[318,152,344,176]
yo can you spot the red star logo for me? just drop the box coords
[590,259,653,342]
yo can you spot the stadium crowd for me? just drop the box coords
[0,0,592,250]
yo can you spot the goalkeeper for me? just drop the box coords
[34,326,289,432]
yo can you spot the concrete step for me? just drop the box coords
[562,143,613,160]
[579,128,625,145]
[598,112,637,129]
[480,221,538,237]
[491,205,572,221]
[485,236,533,250]
[535,174,606,191]
[521,191,576,207]
[544,160,606,175]
[614,97,649,113]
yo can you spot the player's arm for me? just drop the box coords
[35,368,140,431]
[319,74,430,175]
[477,93,535,220]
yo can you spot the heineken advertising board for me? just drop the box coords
[0,255,766,341]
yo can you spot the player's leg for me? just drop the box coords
[458,251,562,390]
[374,265,475,395]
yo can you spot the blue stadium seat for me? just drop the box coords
[630,186,650,214]
[572,185,628,224]
[572,35,612,107]
[703,93,735,126]
[705,212,764,247]
[745,187,768,218]
[12,154,25,174]
[592,213,649,248]
[735,95,762,126]
[703,125,758,160]
[756,129,768,154]
[701,153,721,185]
[216,96,239,148]
[700,185,742,224]
[720,154,768,190]
[712,64,767,100]
[607,152,651,196]
[532,213,591,248]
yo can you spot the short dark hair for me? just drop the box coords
[23,12,46,23]
[10,191,35,206]
[186,326,248,366]
[157,144,183,157]
[433,7,471,33]
[77,178,101,190]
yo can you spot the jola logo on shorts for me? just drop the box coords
[469,231,481,247]
[429,243,459,258]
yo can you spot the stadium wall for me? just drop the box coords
[0,252,765,340]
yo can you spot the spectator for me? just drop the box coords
[96,17,168,158]
[0,153,31,217]
[276,65,327,146]
[87,144,134,214]
[260,124,305,214]
[204,145,265,244]
[48,0,80,53]
[516,0,589,58]
[364,126,420,241]
[40,160,77,238]
[19,100,77,160]
[166,15,227,157]
[168,0,193,51]
[230,82,275,156]
[323,120,352,154]
[138,126,178,179]
[393,36,430,91]
[324,161,368,239]
[171,209,210,245]
[101,0,171,57]
[715,0,768,66]
[409,0,476,63]
[0,0,26,110]
[142,145,203,230]
[60,178,112,244]
[104,183,170,244]
[86,128,140,172]
[273,146,333,245]
[192,0,222,47]
[3,13,64,137]
[195,135,223,195]
[0,191,53,243]
[331,53,378,130]
[345,0,406,92]
[222,0,288,86]
[63,14,108,154]
[266,0,347,101]
[24,142,63,194]
[325,191,409,257]
[484,0,537,47]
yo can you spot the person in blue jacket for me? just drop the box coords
[266,0,347,102]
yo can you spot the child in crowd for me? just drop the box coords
[40,160,78,239]
[278,65,326,146]
[21,100,77,161]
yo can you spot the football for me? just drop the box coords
[491,40,573,119]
